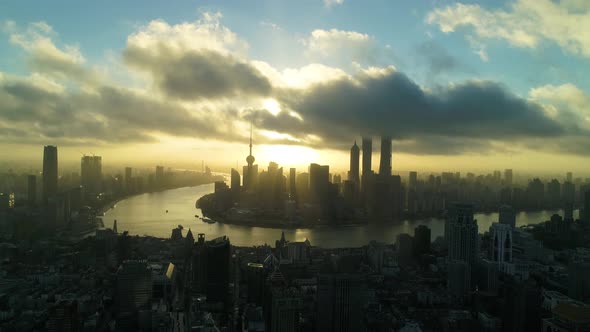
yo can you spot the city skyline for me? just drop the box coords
[1,1,590,173]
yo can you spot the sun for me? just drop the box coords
[257,144,319,169]
[263,98,281,116]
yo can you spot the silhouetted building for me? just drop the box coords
[231,168,240,197]
[409,171,417,190]
[361,137,372,176]
[504,169,513,187]
[116,260,152,314]
[568,261,590,302]
[448,260,471,299]
[317,273,364,332]
[445,203,479,263]
[27,174,36,206]
[81,156,102,193]
[349,141,360,184]
[309,163,329,204]
[205,236,230,303]
[247,263,266,306]
[43,145,58,203]
[490,223,512,267]
[414,225,431,256]
[289,168,296,200]
[47,299,78,332]
[583,190,590,222]
[499,205,516,228]
[379,136,392,177]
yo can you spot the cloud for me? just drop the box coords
[324,0,344,8]
[303,28,395,67]
[246,70,569,154]
[426,0,590,59]
[415,40,473,76]
[2,13,590,158]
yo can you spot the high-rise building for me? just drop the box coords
[246,263,266,305]
[43,145,58,203]
[445,203,479,263]
[47,299,78,332]
[289,168,296,200]
[349,141,360,184]
[414,225,431,256]
[267,286,303,332]
[490,223,512,264]
[448,260,471,298]
[379,136,392,177]
[361,137,372,176]
[27,174,37,206]
[81,156,102,193]
[409,171,417,190]
[231,168,240,197]
[499,205,516,228]
[243,123,258,191]
[308,163,329,203]
[116,260,152,313]
[504,169,513,187]
[568,261,590,301]
[317,273,364,332]
[567,171,573,183]
[205,236,230,303]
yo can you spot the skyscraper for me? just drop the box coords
[499,205,516,228]
[414,225,431,256]
[317,273,364,332]
[445,203,479,263]
[205,236,230,303]
[566,171,573,183]
[379,136,392,177]
[155,165,165,189]
[490,223,512,264]
[81,156,102,193]
[243,124,258,191]
[42,145,58,203]
[584,190,590,222]
[361,137,372,176]
[308,163,329,203]
[231,168,240,197]
[349,141,360,184]
[504,169,513,187]
[409,171,417,190]
[289,168,296,200]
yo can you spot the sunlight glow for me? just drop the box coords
[257,144,320,168]
[263,98,281,116]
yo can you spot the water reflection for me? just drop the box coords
[103,183,574,248]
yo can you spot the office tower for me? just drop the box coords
[268,286,303,332]
[117,260,152,313]
[361,137,372,176]
[47,299,78,332]
[349,141,360,184]
[568,261,590,301]
[27,175,36,206]
[231,168,240,196]
[124,167,132,193]
[409,171,417,190]
[43,145,58,203]
[81,156,102,193]
[396,233,413,264]
[504,169,513,187]
[155,165,165,189]
[499,205,516,228]
[247,263,266,305]
[379,136,392,177]
[445,203,479,263]
[289,168,296,200]
[490,223,512,264]
[205,236,230,303]
[448,260,471,298]
[414,225,431,256]
[317,273,364,332]
[527,178,545,209]
[547,179,561,208]
[567,171,573,183]
[562,181,575,206]
[308,163,329,203]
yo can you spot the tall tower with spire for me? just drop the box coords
[349,141,360,184]
[243,123,258,191]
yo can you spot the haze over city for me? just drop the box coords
[1,0,590,174]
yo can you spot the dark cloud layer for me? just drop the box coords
[124,46,272,100]
[248,70,566,154]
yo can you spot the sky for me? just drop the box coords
[1,0,590,175]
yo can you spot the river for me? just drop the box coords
[102,183,574,248]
